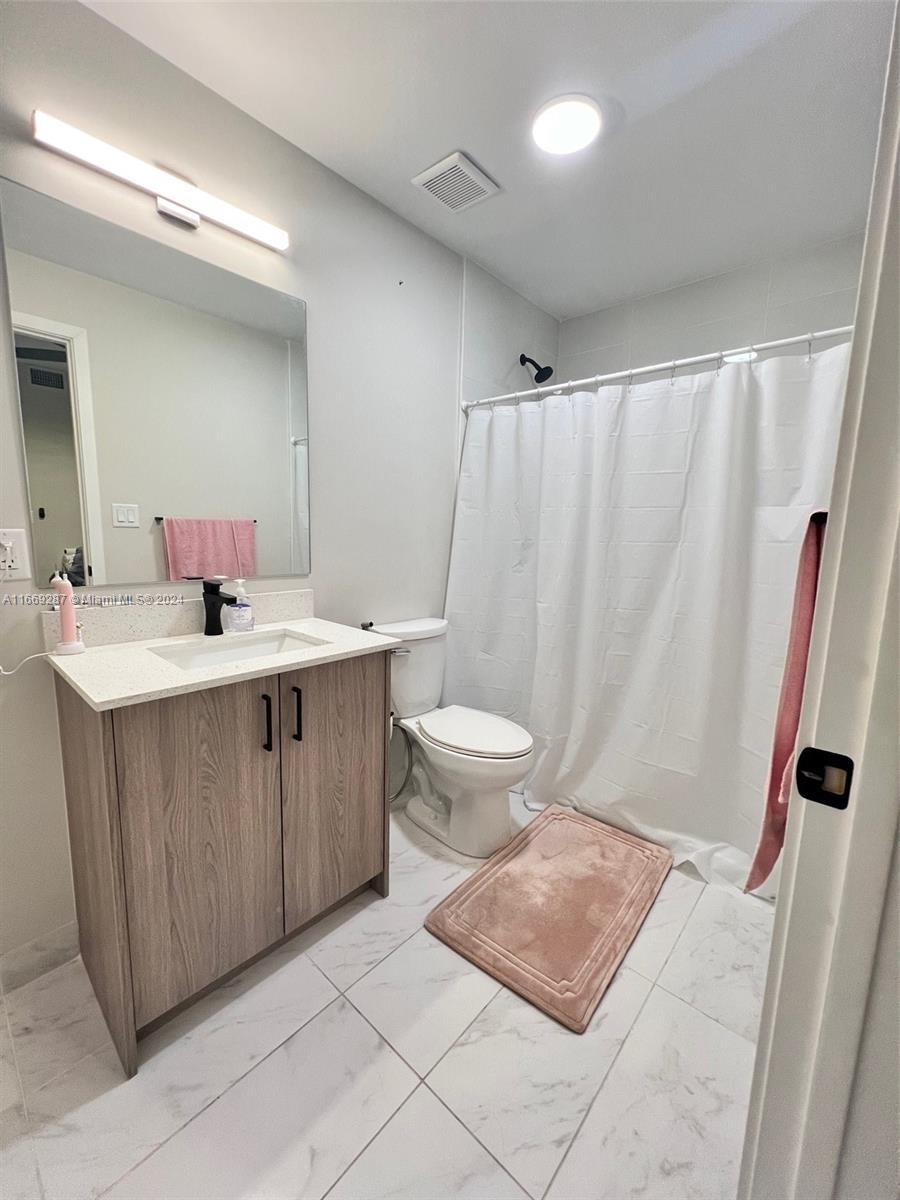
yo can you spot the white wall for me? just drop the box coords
[0,3,559,955]
[9,250,295,584]
[558,234,863,382]
[461,261,559,407]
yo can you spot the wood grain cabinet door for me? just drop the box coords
[114,677,284,1027]
[281,653,387,932]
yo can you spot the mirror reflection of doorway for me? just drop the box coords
[14,330,88,585]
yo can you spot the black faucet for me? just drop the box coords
[202,580,238,636]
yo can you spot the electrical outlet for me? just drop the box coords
[0,528,33,581]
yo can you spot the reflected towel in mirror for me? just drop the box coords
[162,517,257,582]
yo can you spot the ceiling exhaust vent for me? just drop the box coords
[30,368,65,389]
[412,151,499,212]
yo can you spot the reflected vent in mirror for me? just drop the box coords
[412,151,499,212]
[30,367,65,389]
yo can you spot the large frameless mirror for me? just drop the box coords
[0,179,309,587]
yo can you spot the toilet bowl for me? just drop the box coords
[372,618,533,858]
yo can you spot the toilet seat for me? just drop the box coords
[416,705,533,760]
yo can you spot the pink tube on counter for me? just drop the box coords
[52,572,79,645]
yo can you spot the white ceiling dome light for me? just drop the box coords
[532,94,602,155]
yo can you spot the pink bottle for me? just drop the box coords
[51,572,84,654]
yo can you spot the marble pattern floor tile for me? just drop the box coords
[547,987,755,1200]
[0,924,79,994]
[346,928,502,1074]
[0,1104,45,1200]
[389,808,478,868]
[0,802,773,1200]
[0,1001,24,1116]
[103,998,417,1200]
[623,869,705,982]
[300,846,473,991]
[427,969,651,1199]
[4,959,112,1095]
[658,885,774,1041]
[329,1084,528,1200]
[24,943,337,1200]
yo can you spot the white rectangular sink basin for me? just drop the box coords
[148,628,330,672]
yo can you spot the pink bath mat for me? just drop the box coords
[426,805,672,1033]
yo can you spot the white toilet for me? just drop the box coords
[372,617,534,858]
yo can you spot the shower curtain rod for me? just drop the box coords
[464,325,854,412]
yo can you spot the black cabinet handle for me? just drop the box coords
[261,693,273,752]
[292,686,303,742]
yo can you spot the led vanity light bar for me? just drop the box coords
[32,111,289,252]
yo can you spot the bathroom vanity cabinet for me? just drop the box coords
[54,649,391,1077]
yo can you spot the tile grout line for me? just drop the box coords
[651,877,706,985]
[340,986,527,1200]
[538,979,656,1200]
[314,937,511,1200]
[13,825,472,1198]
[21,832,468,1198]
[652,978,761,1047]
[91,985,344,1200]
[650,882,772,1043]
[421,980,505,1083]
[535,877,710,1200]
[328,916,434,995]
[423,1079,535,1199]
[317,1086,421,1200]
[91,844,473,1200]
[0,994,30,1120]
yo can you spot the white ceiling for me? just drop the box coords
[86,1,893,320]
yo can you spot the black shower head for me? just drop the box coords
[520,353,554,384]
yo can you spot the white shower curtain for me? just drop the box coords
[444,345,849,888]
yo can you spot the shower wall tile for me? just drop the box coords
[629,313,767,368]
[768,233,864,308]
[764,288,859,341]
[631,260,770,334]
[462,261,559,404]
[559,305,632,359]
[556,343,629,385]
[559,233,864,375]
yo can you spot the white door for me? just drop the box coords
[739,13,899,1199]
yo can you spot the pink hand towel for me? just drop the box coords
[162,518,257,582]
[745,512,827,892]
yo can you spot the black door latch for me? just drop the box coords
[796,746,854,811]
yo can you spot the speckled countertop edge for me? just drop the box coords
[48,617,398,712]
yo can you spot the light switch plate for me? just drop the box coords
[112,503,140,528]
[0,528,33,580]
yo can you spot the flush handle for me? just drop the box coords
[292,685,303,742]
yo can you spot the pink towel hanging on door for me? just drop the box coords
[745,512,827,893]
[162,518,257,582]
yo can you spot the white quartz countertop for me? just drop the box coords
[48,618,398,711]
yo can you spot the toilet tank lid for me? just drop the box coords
[371,617,448,641]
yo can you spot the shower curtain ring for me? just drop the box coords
[627,370,633,393]
[670,361,677,387]
[806,333,813,362]
[716,353,724,377]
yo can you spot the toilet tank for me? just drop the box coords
[371,617,448,718]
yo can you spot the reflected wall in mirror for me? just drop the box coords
[1,179,309,587]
